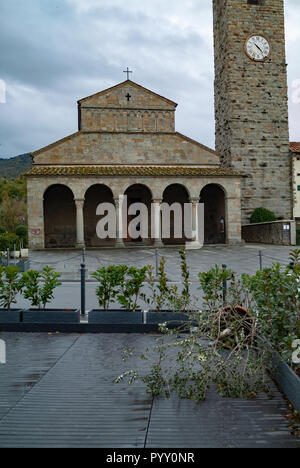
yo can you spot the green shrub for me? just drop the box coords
[21,266,61,310]
[15,225,27,238]
[0,226,7,234]
[0,265,22,310]
[92,265,127,311]
[117,266,148,312]
[15,225,28,247]
[246,251,300,361]
[0,233,20,251]
[250,207,276,224]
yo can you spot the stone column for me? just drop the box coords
[114,196,125,248]
[75,199,85,249]
[186,198,203,250]
[152,199,164,247]
[27,179,45,250]
[226,196,244,245]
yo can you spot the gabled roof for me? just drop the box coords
[31,132,80,157]
[290,142,300,154]
[78,80,178,108]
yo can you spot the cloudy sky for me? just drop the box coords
[0,0,300,158]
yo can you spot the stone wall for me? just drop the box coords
[79,80,176,133]
[213,0,292,223]
[32,132,220,166]
[242,220,296,246]
[80,108,175,133]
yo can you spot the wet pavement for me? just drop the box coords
[28,244,294,280]
[0,333,299,448]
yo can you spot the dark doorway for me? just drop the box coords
[162,184,190,246]
[84,184,115,247]
[124,184,152,245]
[44,184,76,248]
[200,184,226,244]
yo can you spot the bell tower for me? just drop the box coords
[213,0,292,223]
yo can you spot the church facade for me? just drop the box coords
[26,0,293,250]
[26,80,243,249]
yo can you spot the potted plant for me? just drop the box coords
[144,249,191,325]
[15,226,30,272]
[21,266,80,323]
[89,265,146,324]
[0,265,23,323]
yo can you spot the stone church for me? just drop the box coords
[26,0,293,250]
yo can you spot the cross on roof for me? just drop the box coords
[123,67,133,80]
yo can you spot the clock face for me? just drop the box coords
[245,35,270,61]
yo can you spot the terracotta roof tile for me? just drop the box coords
[290,142,300,153]
[25,165,242,178]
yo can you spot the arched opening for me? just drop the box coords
[200,184,226,244]
[44,184,76,248]
[84,184,115,247]
[162,184,190,246]
[124,184,152,245]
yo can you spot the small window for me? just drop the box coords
[298,186,300,191]
[248,0,264,4]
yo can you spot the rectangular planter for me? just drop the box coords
[0,260,30,271]
[88,309,142,324]
[16,260,30,272]
[22,309,80,324]
[0,309,23,323]
[271,351,300,414]
[146,310,190,324]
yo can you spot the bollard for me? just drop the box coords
[80,262,86,316]
[80,249,87,316]
[259,250,263,271]
[222,264,227,305]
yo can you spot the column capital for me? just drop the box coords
[191,197,200,204]
[75,199,85,210]
[114,195,125,207]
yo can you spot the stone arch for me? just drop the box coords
[162,183,190,246]
[44,184,76,248]
[200,184,226,244]
[84,184,115,247]
[124,184,153,245]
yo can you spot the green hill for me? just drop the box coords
[0,153,32,179]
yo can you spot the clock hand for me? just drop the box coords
[254,43,263,54]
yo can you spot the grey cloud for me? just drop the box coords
[0,0,299,157]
